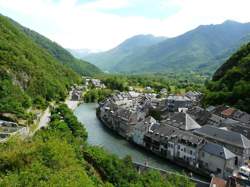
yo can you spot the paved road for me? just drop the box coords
[30,107,51,136]
[65,90,80,111]
[37,107,50,129]
[31,90,81,136]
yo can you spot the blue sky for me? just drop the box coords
[0,0,249,50]
[101,1,181,19]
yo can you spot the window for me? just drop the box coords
[178,145,180,149]
[216,168,221,174]
[190,150,192,155]
[184,148,186,152]
[202,152,205,157]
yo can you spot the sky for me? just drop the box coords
[0,0,250,51]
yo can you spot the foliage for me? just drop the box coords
[0,104,195,186]
[84,146,195,187]
[0,14,81,119]
[103,77,129,91]
[203,42,250,113]
[98,73,205,94]
[84,21,250,74]
[0,104,95,186]
[84,89,113,103]
[21,27,102,76]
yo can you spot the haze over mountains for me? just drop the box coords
[82,20,250,74]
[67,48,103,59]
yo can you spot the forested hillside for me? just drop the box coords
[85,20,250,74]
[0,15,80,120]
[204,42,250,112]
[84,34,166,71]
[0,104,194,186]
[17,22,102,76]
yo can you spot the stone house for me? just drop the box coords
[199,142,236,178]
[132,116,156,146]
[194,125,250,166]
[144,124,205,166]
[165,95,192,112]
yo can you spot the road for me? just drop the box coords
[37,107,51,129]
[30,107,51,136]
[32,91,81,135]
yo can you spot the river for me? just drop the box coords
[74,103,209,180]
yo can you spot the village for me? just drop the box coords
[97,87,250,186]
[1,76,250,186]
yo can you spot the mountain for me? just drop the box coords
[85,20,250,74]
[17,27,102,76]
[84,34,166,72]
[0,14,82,120]
[204,42,250,113]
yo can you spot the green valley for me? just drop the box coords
[84,21,250,75]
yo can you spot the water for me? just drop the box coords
[74,103,209,180]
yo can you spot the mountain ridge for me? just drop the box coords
[84,34,167,71]
[84,20,250,74]
[5,15,102,76]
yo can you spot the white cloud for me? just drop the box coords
[81,0,130,10]
[0,0,249,50]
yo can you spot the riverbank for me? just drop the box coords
[74,103,210,183]
[97,109,211,180]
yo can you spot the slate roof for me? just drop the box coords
[161,112,201,131]
[202,142,235,159]
[206,106,216,112]
[147,124,204,145]
[167,95,191,101]
[187,106,211,126]
[194,125,250,149]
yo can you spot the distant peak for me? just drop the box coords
[222,20,241,24]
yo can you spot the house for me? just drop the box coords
[185,91,202,102]
[174,130,205,166]
[187,106,211,126]
[194,125,250,166]
[206,114,224,127]
[144,124,205,166]
[161,112,201,131]
[132,116,156,146]
[145,86,152,91]
[71,90,81,101]
[165,95,192,112]
[199,142,236,178]
[90,79,106,88]
[115,108,143,138]
[160,88,168,95]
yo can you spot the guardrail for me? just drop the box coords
[133,161,210,187]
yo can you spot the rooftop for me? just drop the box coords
[161,112,201,131]
[202,142,235,159]
[194,125,250,149]
[167,95,191,102]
